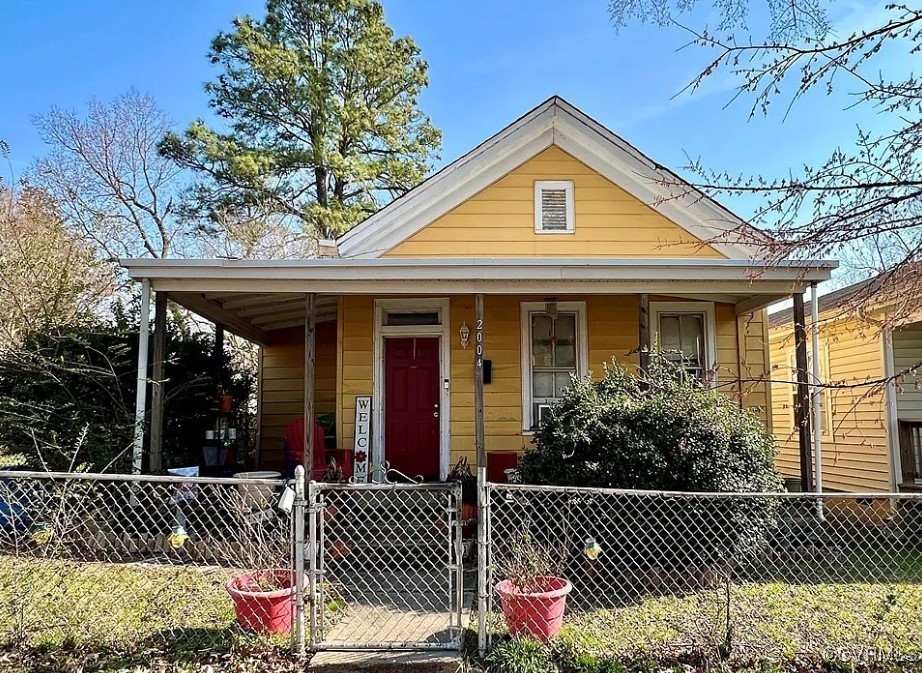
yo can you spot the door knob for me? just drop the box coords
[433,411,439,418]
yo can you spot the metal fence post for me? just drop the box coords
[308,479,319,650]
[292,466,306,656]
[477,475,490,655]
[449,483,463,636]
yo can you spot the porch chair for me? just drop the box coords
[283,419,353,481]
[283,418,329,480]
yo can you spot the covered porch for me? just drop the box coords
[122,257,834,482]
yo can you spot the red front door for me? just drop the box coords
[384,337,441,480]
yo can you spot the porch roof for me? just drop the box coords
[121,256,836,344]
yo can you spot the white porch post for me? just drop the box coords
[810,283,823,494]
[883,328,903,492]
[132,279,152,474]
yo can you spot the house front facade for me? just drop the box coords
[123,97,834,480]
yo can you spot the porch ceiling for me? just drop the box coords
[168,292,338,344]
[166,289,791,345]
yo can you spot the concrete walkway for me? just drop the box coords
[316,569,474,646]
[309,650,463,672]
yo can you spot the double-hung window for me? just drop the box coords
[651,302,717,383]
[521,302,588,430]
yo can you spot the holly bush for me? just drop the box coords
[518,353,782,574]
[521,355,780,493]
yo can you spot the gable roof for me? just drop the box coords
[336,96,771,260]
[767,263,922,330]
[767,284,859,331]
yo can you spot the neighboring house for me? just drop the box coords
[122,97,834,480]
[769,274,922,493]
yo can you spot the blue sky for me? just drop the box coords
[0,0,897,230]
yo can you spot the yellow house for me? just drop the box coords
[769,273,922,493]
[122,97,834,480]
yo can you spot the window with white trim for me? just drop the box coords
[651,302,717,383]
[521,301,588,430]
[534,181,574,233]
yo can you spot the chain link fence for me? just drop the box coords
[483,482,922,664]
[0,470,293,653]
[5,470,922,665]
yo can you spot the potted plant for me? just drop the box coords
[494,536,572,642]
[224,491,298,634]
[446,457,477,538]
[226,568,297,634]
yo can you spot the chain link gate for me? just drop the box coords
[306,481,463,651]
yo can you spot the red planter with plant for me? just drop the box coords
[495,535,573,641]
[495,576,572,641]
[225,569,296,634]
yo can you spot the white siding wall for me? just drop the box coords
[893,323,922,420]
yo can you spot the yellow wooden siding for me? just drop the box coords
[336,296,375,454]
[737,309,772,426]
[448,295,640,467]
[335,295,764,468]
[383,146,725,259]
[769,317,889,492]
[892,324,922,419]
[258,321,337,469]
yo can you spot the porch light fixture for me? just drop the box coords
[459,321,470,349]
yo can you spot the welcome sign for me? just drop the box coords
[353,396,371,482]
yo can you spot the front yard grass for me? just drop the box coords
[4,553,922,669]
[556,579,922,661]
[0,554,270,653]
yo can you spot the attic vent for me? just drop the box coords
[535,181,574,233]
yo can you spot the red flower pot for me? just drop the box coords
[495,576,572,641]
[225,569,296,634]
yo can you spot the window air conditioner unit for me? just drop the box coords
[534,403,553,427]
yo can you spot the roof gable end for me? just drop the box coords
[336,96,767,260]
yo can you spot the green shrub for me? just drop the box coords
[485,638,559,673]
[521,354,780,493]
[0,303,254,473]
[518,353,782,572]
